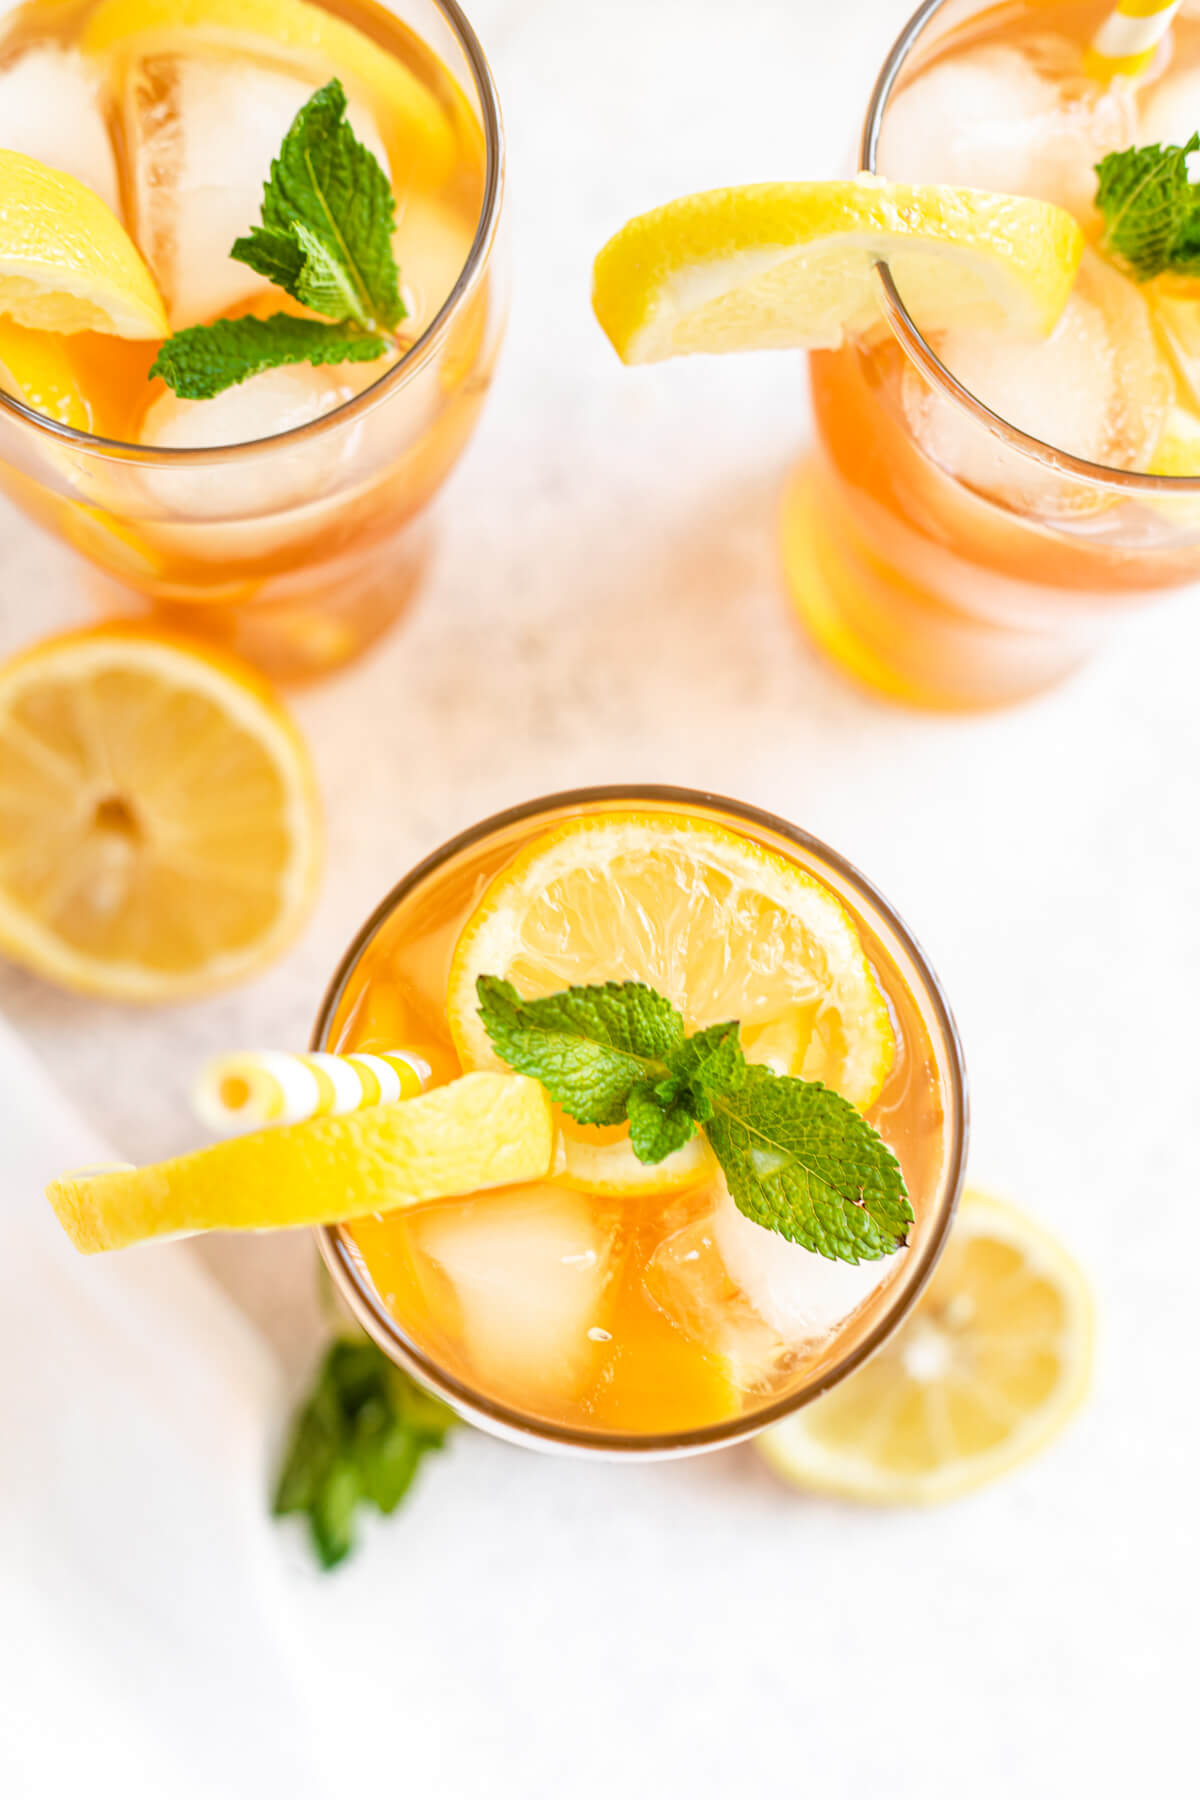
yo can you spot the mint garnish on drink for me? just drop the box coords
[476,976,911,1265]
[151,80,407,399]
[1095,135,1200,282]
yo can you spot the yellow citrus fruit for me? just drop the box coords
[0,627,321,1000]
[447,811,894,1195]
[0,150,167,338]
[0,320,92,429]
[593,178,1083,363]
[758,1191,1094,1504]
[82,0,457,186]
[47,1070,556,1252]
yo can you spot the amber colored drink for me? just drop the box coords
[0,0,502,677]
[315,790,966,1454]
[784,0,1200,710]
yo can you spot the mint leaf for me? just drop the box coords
[627,1082,696,1162]
[232,79,404,332]
[273,1337,454,1570]
[152,80,406,398]
[476,974,908,1258]
[150,313,388,400]
[476,975,685,1125]
[1095,136,1200,280]
[705,1064,911,1262]
[658,1019,746,1122]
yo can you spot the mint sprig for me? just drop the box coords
[1095,136,1200,282]
[150,80,407,400]
[273,1336,454,1570]
[475,976,910,1263]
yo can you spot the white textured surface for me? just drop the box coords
[0,1,1194,1794]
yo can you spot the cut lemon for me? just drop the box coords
[0,320,92,430]
[758,1191,1093,1504]
[48,1070,556,1252]
[0,627,321,1000]
[447,811,895,1195]
[593,178,1084,364]
[82,0,457,186]
[0,150,167,338]
[1147,404,1200,477]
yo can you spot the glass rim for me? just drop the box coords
[312,782,970,1459]
[862,0,1200,495]
[0,0,504,465]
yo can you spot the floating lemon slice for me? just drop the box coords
[0,628,321,1000]
[758,1191,1093,1504]
[593,178,1083,364]
[48,1071,555,1252]
[0,150,167,338]
[82,0,457,185]
[447,812,894,1195]
[0,320,92,429]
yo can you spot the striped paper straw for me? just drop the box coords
[194,1049,431,1134]
[1085,0,1180,81]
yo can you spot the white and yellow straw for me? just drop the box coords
[1085,0,1181,83]
[194,1049,431,1134]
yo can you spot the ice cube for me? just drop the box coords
[0,47,120,214]
[408,1185,617,1401]
[1137,62,1200,152]
[879,35,1135,218]
[711,1188,901,1344]
[644,1205,791,1393]
[394,192,473,332]
[902,250,1170,505]
[122,53,390,328]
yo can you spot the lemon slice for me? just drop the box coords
[446,812,894,1195]
[0,150,168,338]
[82,0,457,186]
[0,627,321,1000]
[758,1191,1093,1504]
[48,1071,555,1253]
[0,320,92,429]
[1147,404,1200,476]
[592,178,1084,364]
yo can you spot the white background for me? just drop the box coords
[0,1,1195,1793]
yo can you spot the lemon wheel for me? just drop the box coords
[0,627,321,1000]
[446,811,895,1195]
[758,1191,1094,1504]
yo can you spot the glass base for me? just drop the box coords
[91,517,433,683]
[780,460,1096,712]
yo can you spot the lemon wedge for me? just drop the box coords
[48,1071,556,1252]
[0,150,167,338]
[447,811,894,1196]
[82,0,457,185]
[758,1191,1093,1504]
[0,628,320,1000]
[593,178,1084,364]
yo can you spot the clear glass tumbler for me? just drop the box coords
[314,785,969,1459]
[782,0,1200,711]
[0,0,505,681]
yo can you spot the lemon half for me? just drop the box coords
[0,628,321,1000]
[758,1191,1094,1504]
